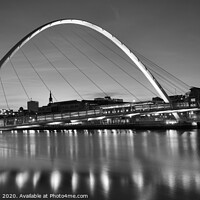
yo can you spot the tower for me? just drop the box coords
[49,91,53,104]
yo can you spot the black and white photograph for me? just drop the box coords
[0,0,200,199]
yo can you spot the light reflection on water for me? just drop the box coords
[0,129,200,199]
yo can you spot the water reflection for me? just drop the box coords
[33,171,40,188]
[101,169,110,196]
[88,170,95,195]
[50,170,61,192]
[0,129,200,199]
[72,171,79,193]
[0,172,8,184]
[16,171,29,189]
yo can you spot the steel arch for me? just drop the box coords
[0,19,170,104]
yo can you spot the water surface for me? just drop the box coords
[0,129,200,200]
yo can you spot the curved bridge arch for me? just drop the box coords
[0,19,170,103]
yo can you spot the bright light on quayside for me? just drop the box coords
[47,121,62,125]
[165,120,177,125]
[192,122,197,126]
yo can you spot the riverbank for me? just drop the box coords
[0,121,198,131]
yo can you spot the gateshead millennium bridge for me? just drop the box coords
[0,19,200,130]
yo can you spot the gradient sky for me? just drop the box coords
[0,0,200,109]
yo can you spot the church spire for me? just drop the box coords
[49,90,53,104]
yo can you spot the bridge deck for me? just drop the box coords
[1,103,199,130]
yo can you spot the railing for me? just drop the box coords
[2,108,102,127]
[1,102,199,128]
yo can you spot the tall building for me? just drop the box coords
[27,100,39,113]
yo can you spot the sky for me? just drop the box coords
[0,0,200,109]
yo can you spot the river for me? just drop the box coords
[0,129,200,200]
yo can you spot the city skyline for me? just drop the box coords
[0,0,200,109]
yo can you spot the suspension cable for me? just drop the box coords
[20,49,58,102]
[152,75,176,95]
[9,58,30,100]
[32,41,84,100]
[132,49,190,89]
[43,36,108,98]
[80,28,141,71]
[82,28,189,94]
[147,66,186,94]
[131,49,190,91]
[0,72,10,109]
[72,29,158,97]
[57,31,140,101]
